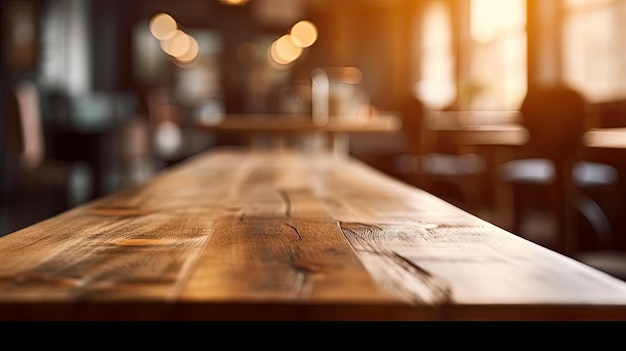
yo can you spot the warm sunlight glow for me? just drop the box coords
[149,13,177,41]
[471,0,525,43]
[419,1,455,109]
[563,0,626,102]
[290,20,318,48]
[468,0,526,109]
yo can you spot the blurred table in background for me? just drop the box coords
[424,110,527,148]
[584,127,626,149]
[195,112,402,157]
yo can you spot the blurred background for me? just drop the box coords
[2,0,626,255]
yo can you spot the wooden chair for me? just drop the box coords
[1,80,91,235]
[397,94,486,214]
[496,84,619,256]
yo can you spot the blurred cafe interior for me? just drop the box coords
[2,0,626,278]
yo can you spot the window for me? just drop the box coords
[415,0,456,110]
[563,0,626,102]
[416,0,527,110]
[465,0,527,110]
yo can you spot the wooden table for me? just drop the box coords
[583,127,626,149]
[2,148,626,321]
[423,110,525,148]
[195,113,402,157]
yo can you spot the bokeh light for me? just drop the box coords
[149,13,177,41]
[270,34,302,64]
[290,20,318,48]
[218,0,250,5]
[160,30,192,57]
[176,35,199,63]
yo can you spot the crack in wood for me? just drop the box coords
[283,223,302,240]
[338,221,453,305]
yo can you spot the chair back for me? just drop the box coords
[398,93,427,156]
[6,80,45,171]
[520,84,588,159]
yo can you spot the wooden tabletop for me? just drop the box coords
[195,113,402,134]
[1,148,626,321]
[583,127,626,149]
[424,110,528,147]
[195,113,403,157]
[424,111,625,150]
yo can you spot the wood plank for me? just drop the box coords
[179,152,392,306]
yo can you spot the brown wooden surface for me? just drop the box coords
[423,110,528,148]
[1,148,626,321]
[195,113,402,134]
[583,127,626,149]
[194,113,402,156]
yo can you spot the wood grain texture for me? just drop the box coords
[1,148,626,320]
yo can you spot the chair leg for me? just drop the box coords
[572,193,613,249]
[508,183,567,253]
[510,184,532,237]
